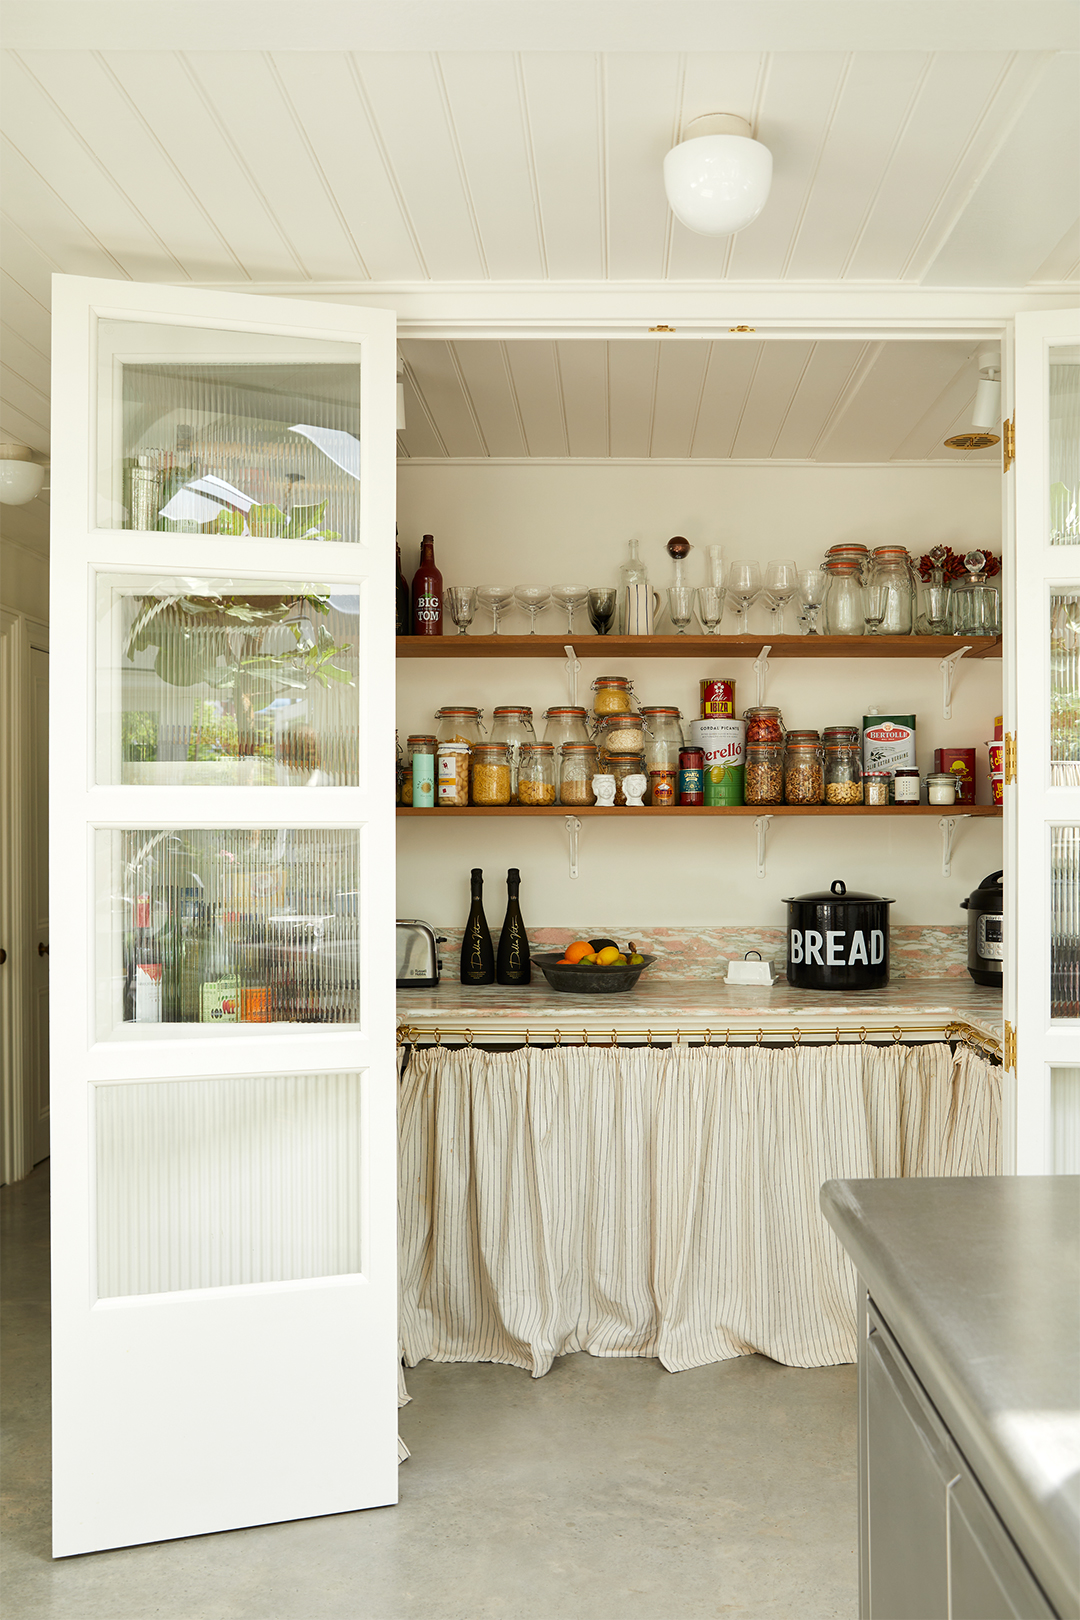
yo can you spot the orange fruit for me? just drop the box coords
[563,940,594,964]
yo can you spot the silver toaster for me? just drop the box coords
[396,920,444,988]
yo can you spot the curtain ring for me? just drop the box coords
[610,1029,617,1047]
[892,1025,903,1045]
[792,1027,802,1047]
[524,1028,532,1047]
[582,1028,590,1046]
[704,1029,712,1047]
[675,1029,682,1045]
[835,1026,841,1045]
[647,1028,654,1046]
[464,1028,474,1047]
[724,1029,730,1047]
[756,1028,764,1046]
[434,1027,442,1047]
[858,1026,867,1044]
[553,1028,562,1046]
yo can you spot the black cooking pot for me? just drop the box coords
[960,870,1003,987]
[783,879,895,991]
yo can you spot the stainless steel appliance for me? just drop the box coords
[396,920,444,989]
[960,871,1003,987]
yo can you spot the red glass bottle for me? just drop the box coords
[411,534,443,636]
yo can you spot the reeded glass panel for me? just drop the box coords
[1051,826,1080,1020]
[96,320,361,540]
[96,574,359,786]
[96,828,360,1039]
[1050,344,1079,546]
[1051,593,1080,787]
[1052,1068,1080,1173]
[95,1072,363,1297]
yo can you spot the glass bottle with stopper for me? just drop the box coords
[947,550,1001,636]
[666,536,695,635]
[618,538,656,635]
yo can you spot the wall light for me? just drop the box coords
[663,114,773,237]
[944,349,1001,450]
[0,444,46,505]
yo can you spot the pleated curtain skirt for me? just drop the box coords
[399,1042,1000,1375]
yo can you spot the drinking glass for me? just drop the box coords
[667,586,695,635]
[728,562,761,632]
[475,585,515,634]
[762,560,800,635]
[445,585,477,636]
[550,584,590,635]
[864,584,888,635]
[587,587,617,635]
[797,568,827,636]
[696,584,726,634]
[923,585,950,634]
[514,585,552,634]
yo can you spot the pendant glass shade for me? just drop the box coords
[0,444,45,504]
[663,114,773,237]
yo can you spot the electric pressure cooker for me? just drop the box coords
[960,871,1003,987]
[783,879,894,992]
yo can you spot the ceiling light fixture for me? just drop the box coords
[0,443,46,505]
[663,114,773,237]
[945,350,1001,450]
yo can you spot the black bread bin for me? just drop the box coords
[783,879,895,991]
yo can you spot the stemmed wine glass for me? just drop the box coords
[727,561,761,632]
[475,585,515,634]
[514,584,552,634]
[797,568,827,636]
[550,584,590,635]
[695,584,726,634]
[587,587,617,635]
[444,585,477,636]
[863,584,888,635]
[762,560,800,635]
[666,586,695,635]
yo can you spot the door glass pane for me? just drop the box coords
[1051,826,1080,1020]
[96,319,361,540]
[95,1071,363,1297]
[96,574,359,785]
[1050,343,1079,546]
[1051,592,1080,787]
[1052,1067,1080,1173]
[96,828,361,1039]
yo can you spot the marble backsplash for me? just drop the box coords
[423,923,970,980]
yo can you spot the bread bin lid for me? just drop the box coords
[782,878,895,904]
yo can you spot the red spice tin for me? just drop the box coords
[700,678,736,718]
[934,747,976,805]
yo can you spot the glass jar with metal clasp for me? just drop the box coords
[559,741,599,807]
[822,559,866,636]
[489,705,536,804]
[542,705,592,751]
[867,546,916,636]
[435,706,486,747]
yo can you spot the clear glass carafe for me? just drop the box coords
[489,705,536,804]
[822,561,865,636]
[868,547,915,636]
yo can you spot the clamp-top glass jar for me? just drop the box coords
[559,741,599,807]
[490,705,536,803]
[823,560,865,636]
[824,740,863,805]
[745,742,784,805]
[470,742,512,806]
[596,711,648,761]
[518,742,557,805]
[742,705,785,743]
[435,706,486,747]
[592,675,634,717]
[640,706,684,769]
[542,706,591,750]
[785,739,824,804]
[868,547,916,636]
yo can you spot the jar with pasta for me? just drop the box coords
[592,675,634,717]
[518,741,557,805]
[824,741,863,806]
[470,742,512,806]
[490,705,536,803]
[742,705,785,744]
[605,749,646,806]
[542,706,592,751]
[559,742,599,806]
[596,711,648,762]
[784,740,824,805]
[435,706,486,747]
[437,741,471,806]
[745,742,784,805]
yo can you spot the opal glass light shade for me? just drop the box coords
[663,115,773,237]
[0,458,45,504]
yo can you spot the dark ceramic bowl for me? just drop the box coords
[532,951,656,995]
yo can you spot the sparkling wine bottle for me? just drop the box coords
[411,534,443,636]
[496,868,531,986]
[460,868,495,986]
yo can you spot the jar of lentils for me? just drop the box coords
[559,741,599,807]
[518,741,557,805]
[592,675,634,717]
[745,742,784,805]
[785,739,825,805]
[470,742,512,806]
[824,740,863,805]
[742,705,785,744]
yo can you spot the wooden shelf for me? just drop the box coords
[397,634,1002,660]
[398,805,1003,818]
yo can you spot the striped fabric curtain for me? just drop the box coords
[399,1041,1000,1375]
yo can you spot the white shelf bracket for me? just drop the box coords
[563,644,581,706]
[939,645,972,720]
[564,815,582,879]
[939,814,972,877]
[753,644,773,708]
[754,814,774,879]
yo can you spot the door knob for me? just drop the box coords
[38,942,49,956]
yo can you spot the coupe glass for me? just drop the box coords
[797,568,827,636]
[550,584,590,635]
[475,585,515,634]
[445,585,477,636]
[587,587,617,635]
[696,584,726,634]
[762,560,800,635]
[514,584,552,634]
[667,585,695,635]
[863,583,888,635]
[727,561,761,632]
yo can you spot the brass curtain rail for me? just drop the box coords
[398,1019,1001,1059]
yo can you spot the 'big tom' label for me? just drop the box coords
[415,591,440,626]
[789,928,885,967]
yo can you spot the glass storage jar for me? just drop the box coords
[437,741,471,806]
[947,554,1002,637]
[785,740,824,804]
[596,711,648,760]
[490,705,536,803]
[893,767,921,804]
[518,741,557,805]
[435,706,486,747]
[640,706,684,769]
[785,729,821,745]
[822,560,865,636]
[745,742,784,805]
[470,742,512,806]
[926,772,957,805]
[592,675,634,717]
[868,547,916,636]
[824,543,870,581]
[864,771,890,806]
[824,741,863,805]
[403,733,437,807]
[559,741,599,807]
[742,705,785,743]
[542,706,591,751]
[606,749,646,806]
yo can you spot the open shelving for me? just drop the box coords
[397,633,1002,660]
[397,804,1001,818]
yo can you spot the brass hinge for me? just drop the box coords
[1003,417,1015,472]
[1004,731,1017,784]
[1003,1019,1017,1071]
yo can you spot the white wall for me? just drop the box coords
[396,462,1003,930]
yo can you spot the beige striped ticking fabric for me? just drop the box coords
[399,1041,1000,1375]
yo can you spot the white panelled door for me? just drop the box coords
[50,277,398,1554]
[1011,307,1080,1173]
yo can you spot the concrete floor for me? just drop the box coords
[3,1161,858,1620]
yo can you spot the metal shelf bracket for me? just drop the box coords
[939,644,971,720]
[564,815,582,879]
[939,813,972,877]
[563,644,581,706]
[753,643,772,707]
[754,813,774,879]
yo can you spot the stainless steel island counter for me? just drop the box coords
[822,1175,1080,1619]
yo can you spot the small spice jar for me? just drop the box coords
[926,772,957,806]
[864,771,890,806]
[607,750,647,806]
[543,706,591,751]
[596,711,648,760]
[824,740,863,806]
[893,767,921,805]
[678,746,704,805]
[518,741,557,805]
[648,766,677,808]
[470,742,512,806]
[745,742,784,805]
[784,739,825,805]
[437,741,471,806]
[435,706,486,747]
[742,705,785,743]
[490,705,536,803]
[592,675,634,717]
[407,734,437,808]
[559,742,599,806]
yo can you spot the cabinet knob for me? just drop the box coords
[38,942,49,956]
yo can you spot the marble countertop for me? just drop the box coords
[821,1176,1080,1619]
